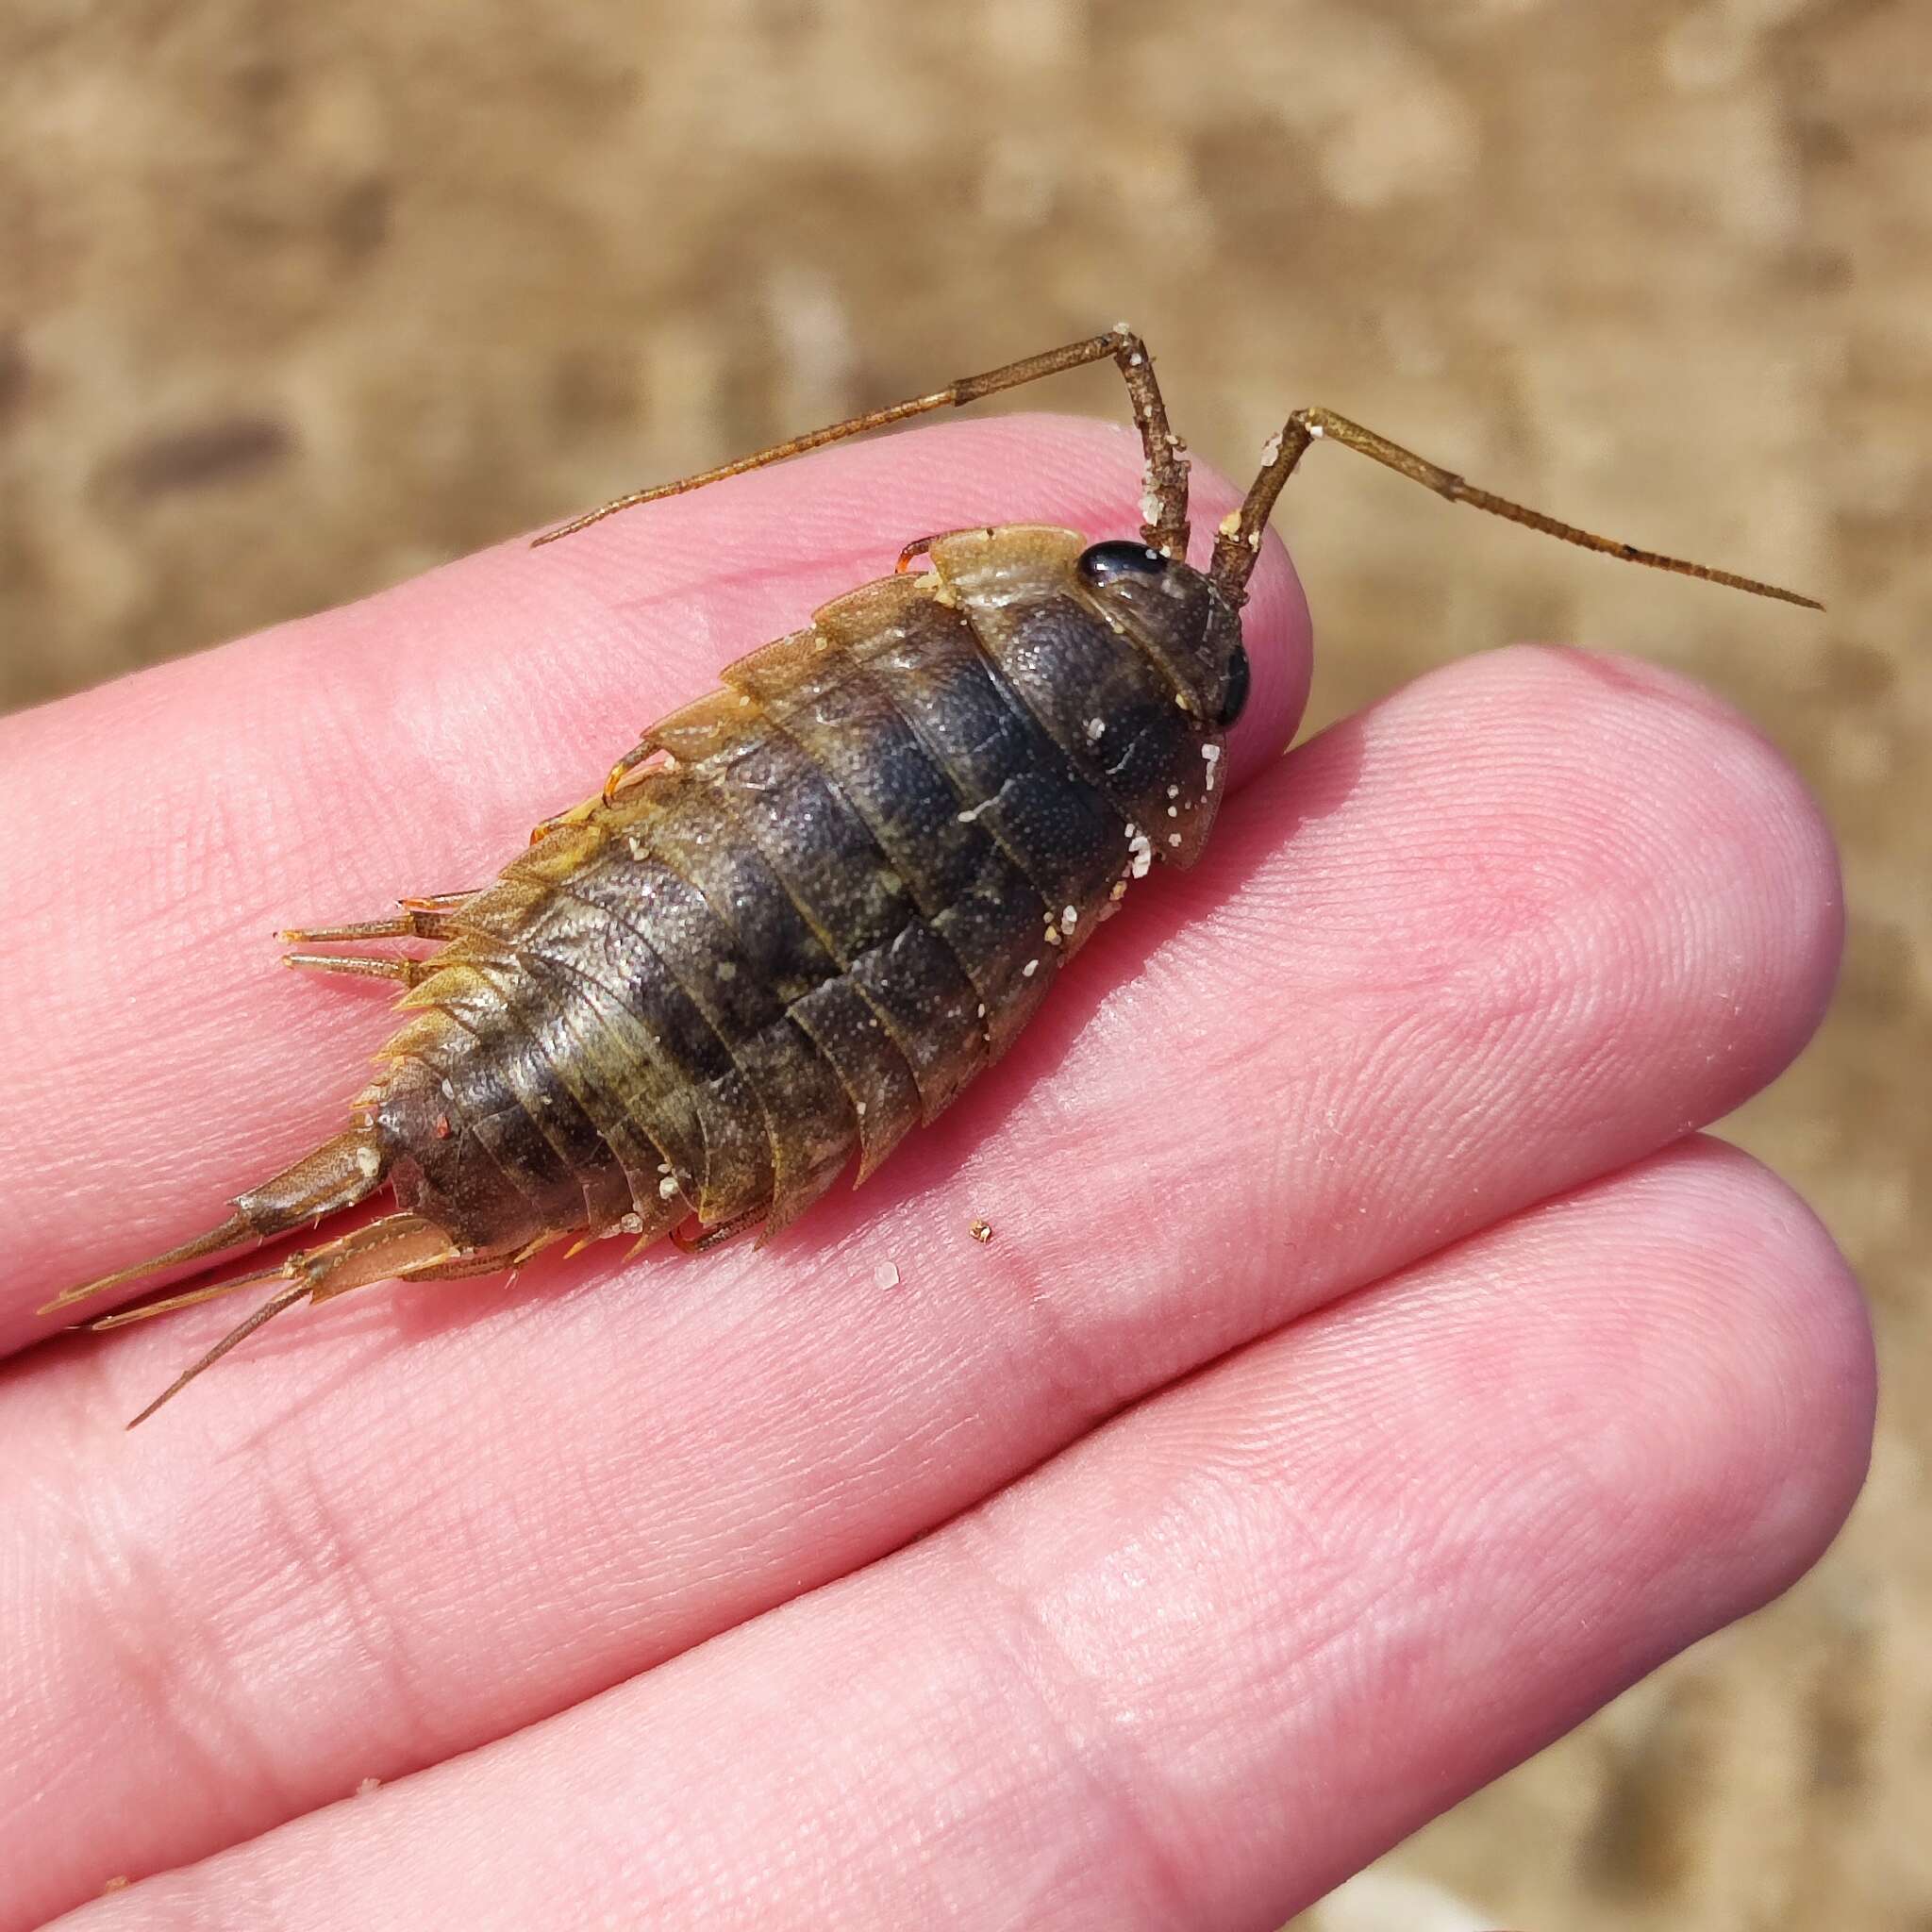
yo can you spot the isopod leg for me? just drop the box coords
[120,1212,460,1428]
[896,527,994,573]
[671,1208,764,1256]
[522,741,673,841]
[531,326,1191,558]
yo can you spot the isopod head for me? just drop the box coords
[1074,539,1249,732]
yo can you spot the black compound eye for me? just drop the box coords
[1217,645,1251,728]
[1077,540,1168,586]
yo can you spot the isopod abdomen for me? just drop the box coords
[43,326,1814,1423]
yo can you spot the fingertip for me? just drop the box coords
[1491,1135,1874,1629]
[1361,642,1844,1104]
[1558,643,1846,1079]
[1641,1137,1874,1596]
[1507,641,1843,935]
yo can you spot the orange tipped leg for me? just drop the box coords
[670,1208,765,1256]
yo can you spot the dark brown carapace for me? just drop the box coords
[42,327,1818,1424]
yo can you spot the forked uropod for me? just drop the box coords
[42,326,1820,1424]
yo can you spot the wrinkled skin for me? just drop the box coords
[0,415,1872,1931]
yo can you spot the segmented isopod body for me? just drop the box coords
[382,524,1244,1260]
[44,326,1814,1424]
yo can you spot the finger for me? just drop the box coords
[0,412,1311,1344]
[0,641,1839,1923]
[56,1141,1873,1930]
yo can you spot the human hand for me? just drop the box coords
[0,417,1872,1929]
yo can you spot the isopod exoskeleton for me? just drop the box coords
[41,326,1818,1424]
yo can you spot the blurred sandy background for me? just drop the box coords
[1,1,1924,1925]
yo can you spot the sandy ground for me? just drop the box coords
[1,3,1924,1926]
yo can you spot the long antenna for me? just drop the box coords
[1208,408,1821,610]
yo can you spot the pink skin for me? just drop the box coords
[0,417,1870,1930]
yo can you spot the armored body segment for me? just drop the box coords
[619,774,842,1009]
[616,772,921,1181]
[786,975,924,1182]
[391,968,602,1226]
[476,983,688,1247]
[639,686,981,1121]
[466,887,774,1226]
[706,725,915,962]
[728,619,992,924]
[374,1038,571,1254]
[850,589,1124,941]
[785,578,1079,1053]
[456,944,639,1236]
[552,846,857,1231]
[845,920,986,1121]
